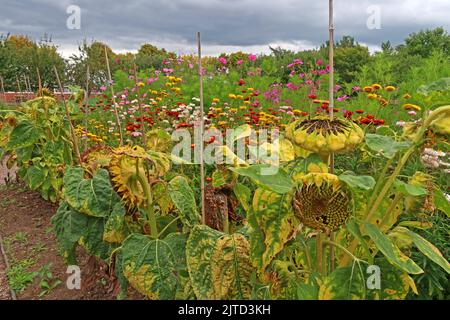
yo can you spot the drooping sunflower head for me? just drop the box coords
[37,87,55,98]
[109,145,148,210]
[81,145,113,172]
[293,173,351,232]
[286,116,364,156]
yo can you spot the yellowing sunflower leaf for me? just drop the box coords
[249,188,297,271]
[400,227,450,274]
[168,176,200,227]
[365,223,423,275]
[120,233,187,299]
[186,225,253,299]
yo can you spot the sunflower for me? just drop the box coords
[109,146,149,210]
[285,116,364,157]
[293,173,351,232]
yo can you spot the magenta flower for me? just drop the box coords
[236,59,244,65]
[316,59,323,66]
[248,54,257,61]
[100,86,107,92]
[219,57,227,65]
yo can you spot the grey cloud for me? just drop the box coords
[0,0,449,55]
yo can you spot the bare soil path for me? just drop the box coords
[0,183,141,300]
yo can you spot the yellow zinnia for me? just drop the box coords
[371,83,382,90]
[403,104,421,111]
[363,86,373,93]
[385,85,396,92]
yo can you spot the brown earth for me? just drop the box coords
[0,183,142,300]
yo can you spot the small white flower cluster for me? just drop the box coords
[421,148,450,172]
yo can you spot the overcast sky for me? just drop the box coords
[1,0,449,57]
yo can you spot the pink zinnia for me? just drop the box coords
[219,57,227,65]
[248,54,257,61]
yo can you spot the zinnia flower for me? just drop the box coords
[385,85,396,92]
[403,103,421,111]
[371,83,382,90]
[219,57,227,65]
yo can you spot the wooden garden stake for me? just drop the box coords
[197,32,206,225]
[104,45,124,146]
[132,62,147,148]
[83,65,90,151]
[53,66,82,165]
[36,67,42,94]
[0,76,5,103]
[328,0,336,272]
[16,75,22,102]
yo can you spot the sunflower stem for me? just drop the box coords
[316,233,326,275]
[135,159,158,238]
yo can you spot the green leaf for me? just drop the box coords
[296,282,319,300]
[230,164,293,194]
[120,233,187,299]
[400,227,450,274]
[365,134,412,159]
[346,218,371,262]
[249,188,297,271]
[42,141,66,166]
[103,202,127,244]
[52,202,115,264]
[318,266,366,300]
[394,179,427,196]
[365,223,423,274]
[339,174,376,191]
[211,168,233,188]
[434,189,450,217]
[63,168,120,217]
[186,225,252,299]
[26,165,48,190]
[233,183,251,212]
[146,129,173,153]
[168,176,200,227]
[7,120,43,149]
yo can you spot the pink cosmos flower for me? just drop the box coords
[100,86,107,92]
[248,54,257,61]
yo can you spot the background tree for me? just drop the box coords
[0,34,65,91]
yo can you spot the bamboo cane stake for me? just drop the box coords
[197,32,206,225]
[83,65,90,152]
[104,46,124,146]
[0,76,5,103]
[132,62,147,148]
[15,75,22,102]
[53,66,82,164]
[26,75,32,98]
[36,67,42,94]
[328,0,336,272]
